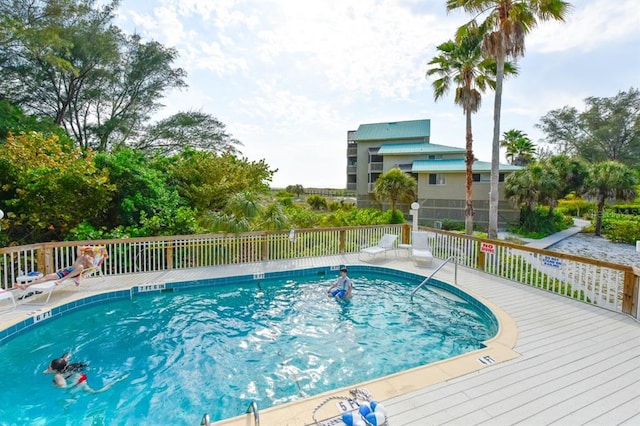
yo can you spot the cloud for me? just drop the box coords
[528,0,640,53]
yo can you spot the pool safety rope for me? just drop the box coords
[312,388,388,426]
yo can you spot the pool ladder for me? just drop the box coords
[201,401,260,426]
[410,256,457,298]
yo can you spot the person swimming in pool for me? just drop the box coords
[327,267,352,301]
[15,246,95,290]
[44,352,127,393]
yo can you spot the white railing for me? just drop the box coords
[2,225,639,318]
[425,231,638,317]
[0,226,405,289]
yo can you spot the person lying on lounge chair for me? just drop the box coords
[14,246,95,290]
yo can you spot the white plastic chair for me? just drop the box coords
[411,231,433,266]
[0,289,16,311]
[359,234,398,262]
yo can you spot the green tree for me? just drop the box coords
[447,0,572,239]
[373,168,416,220]
[306,195,328,211]
[93,147,186,231]
[505,161,561,213]
[168,149,275,214]
[0,132,114,243]
[0,100,71,143]
[582,161,637,236]
[427,29,516,235]
[285,184,305,198]
[500,129,536,166]
[135,111,242,156]
[537,88,640,168]
[0,0,187,151]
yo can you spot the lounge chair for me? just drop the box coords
[73,246,108,284]
[359,234,398,262]
[411,231,433,266]
[23,246,108,305]
[0,289,16,311]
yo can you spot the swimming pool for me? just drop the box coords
[0,266,498,425]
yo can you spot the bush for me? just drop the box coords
[601,212,640,244]
[557,198,596,218]
[509,206,572,239]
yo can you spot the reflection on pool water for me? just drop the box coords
[0,267,498,425]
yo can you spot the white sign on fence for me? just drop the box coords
[541,255,562,268]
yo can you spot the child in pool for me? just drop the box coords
[327,267,352,301]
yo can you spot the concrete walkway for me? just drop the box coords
[523,218,590,250]
[498,217,591,250]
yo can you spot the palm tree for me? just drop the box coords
[500,129,536,166]
[373,168,417,220]
[582,161,637,236]
[447,0,572,239]
[427,29,517,235]
[505,161,561,212]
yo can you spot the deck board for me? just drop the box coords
[2,253,640,425]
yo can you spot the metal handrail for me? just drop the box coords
[410,256,457,298]
[246,401,260,426]
[201,413,210,426]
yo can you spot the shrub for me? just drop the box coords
[601,212,640,244]
[557,198,596,218]
[509,206,572,239]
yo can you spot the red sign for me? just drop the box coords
[481,242,496,254]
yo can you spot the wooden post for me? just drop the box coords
[339,229,346,253]
[402,224,411,245]
[43,246,53,274]
[262,233,269,261]
[36,246,46,274]
[626,267,640,317]
[166,244,174,269]
[477,247,486,272]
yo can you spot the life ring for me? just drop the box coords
[342,400,387,426]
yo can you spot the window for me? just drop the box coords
[428,174,445,185]
[472,173,505,182]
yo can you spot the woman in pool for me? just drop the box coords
[327,267,352,301]
[44,352,126,393]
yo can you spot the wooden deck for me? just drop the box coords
[2,252,640,425]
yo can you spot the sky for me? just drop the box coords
[113,0,640,189]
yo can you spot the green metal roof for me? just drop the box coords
[411,159,522,173]
[378,142,465,155]
[354,119,430,141]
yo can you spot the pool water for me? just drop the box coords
[0,271,497,425]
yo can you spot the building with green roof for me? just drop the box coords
[346,119,521,228]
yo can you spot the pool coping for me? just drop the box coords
[0,262,520,425]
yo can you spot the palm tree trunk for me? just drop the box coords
[465,109,474,235]
[488,53,505,239]
[595,199,605,236]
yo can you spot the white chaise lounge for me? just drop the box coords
[359,234,397,262]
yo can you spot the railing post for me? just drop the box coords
[339,229,346,253]
[262,233,269,261]
[476,248,486,272]
[402,224,411,244]
[43,245,53,274]
[36,246,46,273]
[627,267,640,318]
[166,244,174,270]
